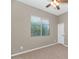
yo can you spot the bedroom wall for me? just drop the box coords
[58,12,68,45]
[11,0,58,54]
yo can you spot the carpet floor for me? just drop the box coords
[12,44,68,59]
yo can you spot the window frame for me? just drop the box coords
[31,16,50,37]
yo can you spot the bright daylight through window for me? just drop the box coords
[31,16,49,36]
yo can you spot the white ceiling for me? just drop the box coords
[17,0,68,16]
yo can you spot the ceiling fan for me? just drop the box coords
[46,0,68,10]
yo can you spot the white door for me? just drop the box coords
[58,23,64,44]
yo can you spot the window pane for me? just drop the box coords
[42,20,49,36]
[31,16,41,36]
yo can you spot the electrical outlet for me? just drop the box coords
[20,46,23,50]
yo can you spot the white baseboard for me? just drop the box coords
[11,43,58,57]
[57,42,68,47]
[62,44,68,47]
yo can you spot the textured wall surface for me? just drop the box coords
[11,0,58,54]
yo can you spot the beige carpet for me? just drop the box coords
[12,44,68,59]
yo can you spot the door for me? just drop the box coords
[58,23,64,44]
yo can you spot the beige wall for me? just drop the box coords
[58,12,68,45]
[11,0,58,54]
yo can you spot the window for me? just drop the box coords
[42,20,49,36]
[31,16,49,36]
[31,16,41,36]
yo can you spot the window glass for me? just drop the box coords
[31,16,41,36]
[42,20,49,36]
[31,16,49,36]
